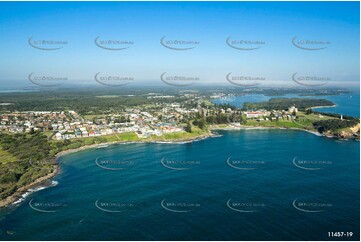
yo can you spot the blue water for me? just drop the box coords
[311,93,360,118]
[213,93,360,117]
[0,129,359,241]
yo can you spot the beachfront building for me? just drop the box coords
[244,111,270,119]
[288,106,298,113]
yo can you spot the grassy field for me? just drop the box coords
[0,146,17,164]
[102,132,139,142]
[244,112,339,130]
[83,114,106,120]
[51,132,140,153]
[153,127,208,141]
[48,111,355,155]
[246,119,301,128]
[50,127,210,154]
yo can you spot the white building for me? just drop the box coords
[244,111,270,119]
[288,106,298,113]
[55,132,62,140]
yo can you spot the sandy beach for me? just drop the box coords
[311,104,337,109]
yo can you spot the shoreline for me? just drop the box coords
[55,126,322,160]
[0,123,355,208]
[0,166,59,208]
[1,133,217,208]
[311,104,337,109]
[210,124,323,136]
[55,132,217,159]
[0,132,217,208]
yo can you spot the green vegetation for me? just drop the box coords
[0,89,193,115]
[0,146,17,164]
[193,118,207,130]
[243,98,334,111]
[0,132,56,200]
[312,111,358,121]
[241,110,359,137]
[161,127,208,140]
[0,91,358,205]
[313,119,359,133]
[0,132,52,162]
[185,121,192,133]
[0,127,210,202]
[245,119,300,128]
[49,132,139,155]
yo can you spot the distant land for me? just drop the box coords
[0,87,359,208]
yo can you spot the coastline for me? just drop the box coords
[0,123,355,208]
[55,132,217,159]
[0,166,59,208]
[210,124,323,136]
[311,104,337,109]
[0,132,216,208]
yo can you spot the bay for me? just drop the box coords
[0,129,359,241]
[213,93,360,117]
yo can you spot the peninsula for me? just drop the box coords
[0,89,359,208]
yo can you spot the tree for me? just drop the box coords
[198,118,207,130]
[306,109,313,115]
[185,121,192,133]
[206,116,216,124]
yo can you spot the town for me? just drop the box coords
[0,93,307,141]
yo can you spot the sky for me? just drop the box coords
[0,1,359,88]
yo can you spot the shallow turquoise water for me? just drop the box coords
[0,129,359,240]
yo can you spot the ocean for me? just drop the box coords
[0,129,359,240]
[0,92,359,240]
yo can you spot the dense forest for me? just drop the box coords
[243,98,334,111]
[0,89,190,115]
[313,119,360,133]
[0,132,56,200]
